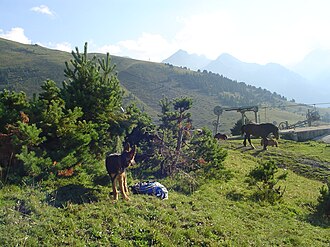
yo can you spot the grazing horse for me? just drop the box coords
[241,123,279,150]
[214,133,228,140]
[105,143,137,200]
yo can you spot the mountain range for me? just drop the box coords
[163,49,330,104]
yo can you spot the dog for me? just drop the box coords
[105,143,137,200]
[214,133,228,140]
[260,138,278,147]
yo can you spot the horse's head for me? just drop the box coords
[273,126,279,139]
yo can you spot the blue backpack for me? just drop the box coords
[131,181,168,200]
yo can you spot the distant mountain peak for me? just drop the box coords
[217,53,238,61]
[176,49,189,54]
[162,49,211,70]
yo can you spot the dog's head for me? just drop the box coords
[122,143,137,168]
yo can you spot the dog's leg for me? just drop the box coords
[123,172,129,196]
[118,173,130,200]
[111,174,119,201]
[112,181,119,201]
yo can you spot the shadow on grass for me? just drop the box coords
[306,212,330,228]
[226,190,245,201]
[47,184,100,208]
[250,149,266,156]
[235,146,266,155]
[93,174,111,186]
[306,200,330,228]
[234,145,248,150]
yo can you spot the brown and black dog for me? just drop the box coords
[214,133,228,140]
[105,143,137,200]
[260,138,278,147]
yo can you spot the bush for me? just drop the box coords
[246,159,287,204]
[317,180,330,217]
[230,119,243,136]
[190,128,228,179]
[15,146,52,180]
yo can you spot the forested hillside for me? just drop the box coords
[0,38,327,132]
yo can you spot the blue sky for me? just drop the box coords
[1,0,330,65]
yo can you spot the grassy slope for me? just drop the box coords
[0,140,329,246]
[0,39,69,93]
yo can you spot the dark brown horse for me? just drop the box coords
[241,123,279,150]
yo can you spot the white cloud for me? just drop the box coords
[37,41,72,52]
[118,33,175,61]
[95,44,122,55]
[75,5,330,65]
[96,33,176,62]
[103,3,330,65]
[174,12,237,60]
[0,27,72,53]
[53,42,72,52]
[30,5,54,16]
[0,27,31,44]
[169,6,330,65]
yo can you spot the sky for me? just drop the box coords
[1,0,330,66]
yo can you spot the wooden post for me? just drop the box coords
[215,114,220,134]
[241,111,245,125]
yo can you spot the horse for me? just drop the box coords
[241,123,279,150]
[214,133,228,140]
[105,143,137,201]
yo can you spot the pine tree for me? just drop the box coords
[173,97,192,151]
[61,42,126,154]
[231,119,243,136]
[0,89,29,132]
[30,80,97,175]
[62,42,123,122]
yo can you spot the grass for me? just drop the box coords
[225,138,330,181]
[0,140,330,246]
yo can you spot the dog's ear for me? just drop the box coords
[128,145,137,159]
[123,142,131,152]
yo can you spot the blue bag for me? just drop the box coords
[131,181,168,200]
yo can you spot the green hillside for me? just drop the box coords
[0,140,329,246]
[0,38,68,93]
[0,38,328,132]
